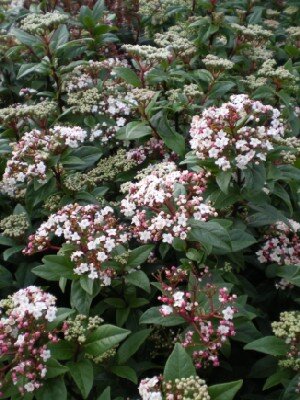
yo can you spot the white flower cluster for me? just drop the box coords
[0,287,57,395]
[242,46,274,62]
[139,376,162,400]
[138,375,211,400]
[9,286,57,322]
[20,11,68,35]
[242,75,267,90]
[202,54,234,70]
[0,125,87,196]
[231,23,273,40]
[258,59,298,87]
[189,94,284,171]
[256,219,300,266]
[25,204,129,285]
[121,161,216,244]
[139,0,192,25]
[65,58,136,142]
[123,45,172,65]
[154,25,197,58]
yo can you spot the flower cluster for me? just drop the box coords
[139,0,192,25]
[158,267,237,368]
[121,162,216,244]
[138,375,210,400]
[24,204,129,285]
[0,101,57,130]
[258,59,298,90]
[0,125,87,196]
[202,54,234,71]
[123,45,172,68]
[231,23,272,42]
[0,212,29,238]
[0,287,58,395]
[154,25,197,59]
[256,219,300,266]
[62,314,103,344]
[65,58,136,143]
[272,311,300,371]
[20,11,68,35]
[189,94,284,171]
[126,138,167,164]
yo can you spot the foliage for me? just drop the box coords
[0,0,299,399]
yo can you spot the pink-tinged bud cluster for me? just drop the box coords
[120,162,217,245]
[0,287,58,395]
[126,138,168,164]
[189,94,284,171]
[0,125,87,196]
[65,58,136,144]
[256,219,300,265]
[139,376,162,400]
[24,204,129,285]
[138,374,210,400]
[157,267,237,368]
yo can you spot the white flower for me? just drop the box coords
[173,291,185,307]
[162,233,174,244]
[161,305,173,316]
[222,306,234,321]
[24,382,35,392]
[97,252,107,262]
[40,349,51,362]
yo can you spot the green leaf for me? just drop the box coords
[208,380,243,400]
[188,220,231,252]
[10,27,42,47]
[0,265,13,289]
[17,62,50,80]
[35,377,67,400]
[48,340,77,360]
[164,343,196,381]
[276,264,300,287]
[282,373,300,400]
[116,307,130,327]
[117,329,151,363]
[229,229,256,252]
[140,306,185,326]
[150,112,186,157]
[208,81,236,99]
[216,171,232,194]
[116,121,152,140]
[248,205,289,227]
[69,146,102,169]
[125,270,150,293]
[80,275,94,295]
[114,67,142,87]
[50,25,69,51]
[46,359,69,378]
[97,387,111,400]
[48,308,75,330]
[110,366,137,384]
[3,245,24,261]
[84,325,130,356]
[127,244,154,268]
[93,0,105,19]
[68,359,93,399]
[71,280,93,314]
[244,336,289,356]
[263,369,292,390]
[33,255,75,280]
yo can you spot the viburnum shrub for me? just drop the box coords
[0,0,299,399]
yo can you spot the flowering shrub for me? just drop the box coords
[0,0,299,399]
[157,267,236,368]
[0,287,58,395]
